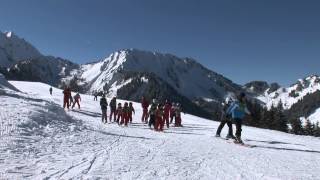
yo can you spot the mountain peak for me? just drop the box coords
[5,31,13,38]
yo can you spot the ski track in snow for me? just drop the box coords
[0,81,320,180]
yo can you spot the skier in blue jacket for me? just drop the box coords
[226,92,251,144]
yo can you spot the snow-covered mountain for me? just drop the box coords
[0,31,41,67]
[1,55,79,87]
[72,49,244,118]
[257,75,320,109]
[78,48,242,101]
[244,81,280,95]
[0,31,80,87]
[250,75,320,124]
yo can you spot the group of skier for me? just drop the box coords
[58,85,250,143]
[141,97,183,132]
[61,87,82,110]
[100,95,135,126]
[98,95,183,131]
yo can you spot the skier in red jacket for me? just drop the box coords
[163,100,171,128]
[116,103,123,125]
[121,102,130,126]
[128,102,135,123]
[141,97,149,123]
[63,87,71,109]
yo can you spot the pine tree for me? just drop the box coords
[267,105,277,130]
[290,118,303,135]
[314,122,320,137]
[275,101,288,132]
[304,119,314,135]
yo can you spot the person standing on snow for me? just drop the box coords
[141,97,149,123]
[109,97,117,122]
[49,87,53,95]
[170,103,176,124]
[174,103,183,127]
[94,92,98,101]
[216,99,235,139]
[121,102,130,126]
[128,102,135,123]
[72,93,82,109]
[226,92,251,144]
[116,103,123,125]
[148,99,157,129]
[155,104,165,132]
[63,87,71,109]
[100,94,108,123]
[163,100,171,128]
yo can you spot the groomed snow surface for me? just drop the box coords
[1,81,320,180]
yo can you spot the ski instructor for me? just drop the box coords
[226,92,251,144]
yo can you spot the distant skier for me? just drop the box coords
[148,99,157,129]
[49,87,53,95]
[141,97,149,123]
[174,103,183,127]
[128,102,135,123]
[109,97,117,122]
[94,92,98,101]
[215,99,235,139]
[72,93,81,109]
[155,104,165,131]
[226,92,251,144]
[170,103,176,124]
[63,87,71,109]
[100,94,108,123]
[116,103,123,124]
[163,100,171,128]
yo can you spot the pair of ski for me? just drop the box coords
[216,136,252,148]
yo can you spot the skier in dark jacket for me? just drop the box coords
[72,93,81,109]
[226,92,251,144]
[148,99,157,128]
[109,97,117,122]
[170,103,176,124]
[155,104,165,131]
[216,99,235,139]
[100,94,108,123]
[94,92,98,101]
[49,87,53,95]
[174,103,183,127]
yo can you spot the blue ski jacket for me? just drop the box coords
[226,101,250,120]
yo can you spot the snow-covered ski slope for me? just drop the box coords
[0,81,319,180]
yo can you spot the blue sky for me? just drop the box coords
[0,0,319,85]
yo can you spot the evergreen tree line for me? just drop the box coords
[244,91,320,137]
